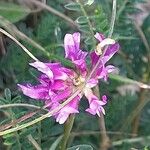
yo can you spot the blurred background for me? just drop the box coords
[0,0,150,149]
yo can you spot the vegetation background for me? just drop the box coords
[0,0,150,149]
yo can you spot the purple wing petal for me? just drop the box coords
[30,61,53,80]
[18,84,49,100]
[102,43,120,64]
[94,32,105,42]
[64,32,88,61]
[90,51,99,67]
[55,96,80,124]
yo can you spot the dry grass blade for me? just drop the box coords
[0,28,38,61]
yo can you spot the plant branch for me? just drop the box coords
[93,86,111,150]
[0,103,47,110]
[28,134,42,150]
[0,28,38,61]
[58,115,75,150]
[77,0,96,47]
[26,0,78,29]
[118,97,149,136]
[112,135,150,146]
[86,0,117,82]
[0,85,84,136]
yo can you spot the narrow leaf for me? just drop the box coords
[64,3,81,11]
[76,16,88,24]
[4,88,11,101]
[67,144,93,150]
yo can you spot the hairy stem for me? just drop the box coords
[58,115,75,150]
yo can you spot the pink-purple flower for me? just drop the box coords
[18,32,119,124]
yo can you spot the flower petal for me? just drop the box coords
[30,61,53,80]
[94,33,105,42]
[64,32,88,61]
[102,43,120,63]
[18,84,49,100]
[55,96,80,124]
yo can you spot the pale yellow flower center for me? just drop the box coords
[73,76,85,86]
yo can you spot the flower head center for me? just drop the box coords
[73,76,85,86]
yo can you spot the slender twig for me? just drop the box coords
[0,16,73,67]
[118,97,149,135]
[0,33,6,56]
[116,0,128,21]
[90,0,117,150]
[86,0,117,82]
[0,111,39,132]
[28,134,42,150]
[133,21,150,54]
[93,86,111,150]
[108,0,116,38]
[133,20,150,76]
[131,88,145,137]
[0,85,84,136]
[26,0,78,29]
[71,131,137,137]
[77,0,96,47]
[0,103,46,110]
[112,135,150,146]
[0,28,38,61]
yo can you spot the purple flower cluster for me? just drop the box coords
[18,32,119,124]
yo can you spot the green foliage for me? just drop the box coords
[0,0,150,149]
[0,2,30,23]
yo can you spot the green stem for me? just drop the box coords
[77,0,96,48]
[58,115,75,150]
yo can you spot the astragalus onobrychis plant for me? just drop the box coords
[18,32,119,124]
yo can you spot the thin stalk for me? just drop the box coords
[27,134,42,150]
[90,0,117,149]
[77,0,96,47]
[131,88,145,137]
[58,115,75,150]
[0,85,84,136]
[0,28,38,61]
[133,21,150,78]
[93,86,111,150]
[86,0,117,82]
[112,135,150,146]
[0,33,6,55]
[117,97,149,136]
[27,0,78,29]
[108,0,116,38]
[0,103,47,110]
[0,16,73,67]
